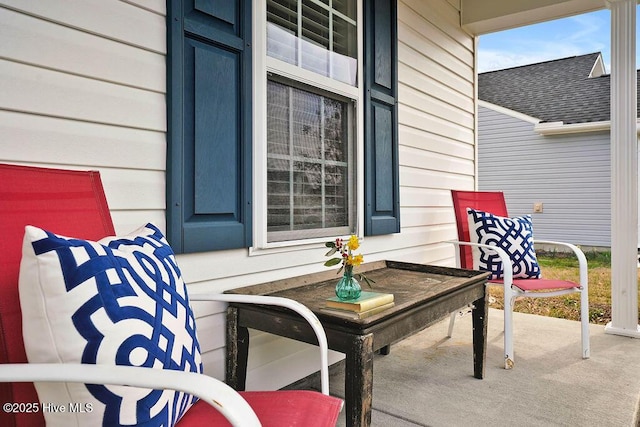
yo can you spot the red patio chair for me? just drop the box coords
[447,190,589,369]
[0,163,342,426]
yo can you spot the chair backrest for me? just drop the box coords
[0,164,115,427]
[451,190,508,270]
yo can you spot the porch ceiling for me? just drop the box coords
[461,0,608,35]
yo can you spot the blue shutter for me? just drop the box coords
[167,0,252,253]
[364,0,400,236]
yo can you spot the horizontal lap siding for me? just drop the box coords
[0,1,167,236]
[1,0,166,54]
[478,106,612,247]
[398,0,476,266]
[1,0,478,390]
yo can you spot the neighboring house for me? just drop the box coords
[478,53,640,248]
[1,0,637,391]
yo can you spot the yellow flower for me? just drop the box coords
[351,254,364,266]
[347,235,359,251]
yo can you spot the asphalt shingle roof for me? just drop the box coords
[478,52,640,124]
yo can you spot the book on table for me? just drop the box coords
[321,302,395,320]
[325,291,394,313]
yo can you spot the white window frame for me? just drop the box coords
[252,0,364,252]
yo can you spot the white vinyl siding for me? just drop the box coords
[478,105,612,247]
[0,1,167,233]
[0,0,476,390]
[397,0,476,264]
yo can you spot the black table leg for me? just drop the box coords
[226,306,250,390]
[471,287,488,379]
[345,333,374,427]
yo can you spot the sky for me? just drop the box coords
[478,6,640,73]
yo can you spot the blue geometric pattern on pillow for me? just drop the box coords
[467,208,541,280]
[30,223,201,426]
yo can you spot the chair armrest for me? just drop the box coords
[189,293,331,395]
[0,363,260,427]
[533,240,588,289]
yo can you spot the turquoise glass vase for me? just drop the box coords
[335,267,361,300]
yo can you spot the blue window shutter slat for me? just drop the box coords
[167,0,252,253]
[364,0,400,236]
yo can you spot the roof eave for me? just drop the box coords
[461,0,606,35]
[534,120,640,135]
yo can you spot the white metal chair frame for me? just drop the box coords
[447,239,590,369]
[0,294,336,427]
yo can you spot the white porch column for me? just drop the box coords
[605,0,640,338]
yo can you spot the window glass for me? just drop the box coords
[266,0,297,65]
[267,0,357,85]
[267,80,354,241]
[333,0,356,19]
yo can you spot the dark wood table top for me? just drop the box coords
[226,260,488,329]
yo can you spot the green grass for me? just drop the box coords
[488,250,640,325]
[537,249,612,269]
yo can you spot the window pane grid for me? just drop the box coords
[269,153,348,168]
[267,80,352,241]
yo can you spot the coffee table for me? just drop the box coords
[225,260,488,426]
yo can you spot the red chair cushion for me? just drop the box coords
[177,391,343,427]
[492,278,581,292]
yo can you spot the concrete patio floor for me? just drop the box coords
[328,308,640,426]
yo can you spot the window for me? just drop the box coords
[167,0,399,253]
[266,80,355,241]
[261,0,361,244]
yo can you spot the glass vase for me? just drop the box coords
[335,268,361,300]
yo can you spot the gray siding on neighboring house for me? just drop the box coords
[478,105,611,247]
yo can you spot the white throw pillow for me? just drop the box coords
[467,208,541,280]
[19,223,202,427]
